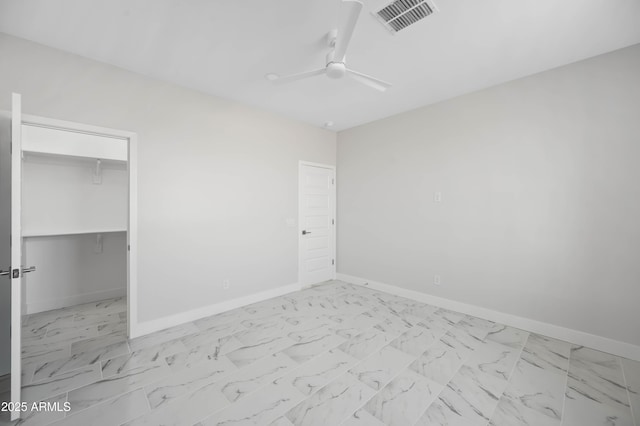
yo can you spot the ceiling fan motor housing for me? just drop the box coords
[326,62,347,79]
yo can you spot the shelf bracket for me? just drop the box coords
[94,233,103,253]
[92,159,102,184]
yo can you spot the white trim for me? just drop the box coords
[298,160,336,169]
[134,282,300,337]
[127,134,139,338]
[298,161,337,288]
[22,114,135,140]
[19,112,139,339]
[26,288,126,314]
[10,93,22,421]
[336,273,640,362]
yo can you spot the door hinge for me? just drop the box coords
[332,219,335,225]
[128,245,130,251]
[332,259,335,265]
[332,178,335,185]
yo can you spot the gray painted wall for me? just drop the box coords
[0,33,337,323]
[337,44,640,346]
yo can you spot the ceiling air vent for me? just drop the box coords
[375,0,438,33]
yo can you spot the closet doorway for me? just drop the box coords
[0,93,138,420]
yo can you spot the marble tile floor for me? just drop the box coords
[0,280,638,426]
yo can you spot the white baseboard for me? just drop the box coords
[336,273,640,362]
[26,288,126,314]
[132,282,301,338]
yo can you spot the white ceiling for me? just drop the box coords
[1,0,640,131]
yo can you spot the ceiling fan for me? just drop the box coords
[266,0,392,92]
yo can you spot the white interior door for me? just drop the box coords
[0,112,13,392]
[298,162,336,287]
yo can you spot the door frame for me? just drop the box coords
[20,113,139,338]
[10,94,22,422]
[298,161,337,288]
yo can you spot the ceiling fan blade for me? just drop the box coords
[271,68,326,84]
[333,0,363,62]
[347,69,392,92]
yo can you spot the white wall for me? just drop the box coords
[337,44,640,347]
[21,154,128,313]
[24,233,127,313]
[0,33,336,324]
[22,155,127,235]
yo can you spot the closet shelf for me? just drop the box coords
[23,228,126,238]
[22,149,127,165]
[22,124,128,162]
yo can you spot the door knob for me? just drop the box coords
[0,267,35,277]
[302,230,311,235]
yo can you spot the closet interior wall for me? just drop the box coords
[21,126,128,314]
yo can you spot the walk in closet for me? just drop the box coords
[21,124,128,314]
